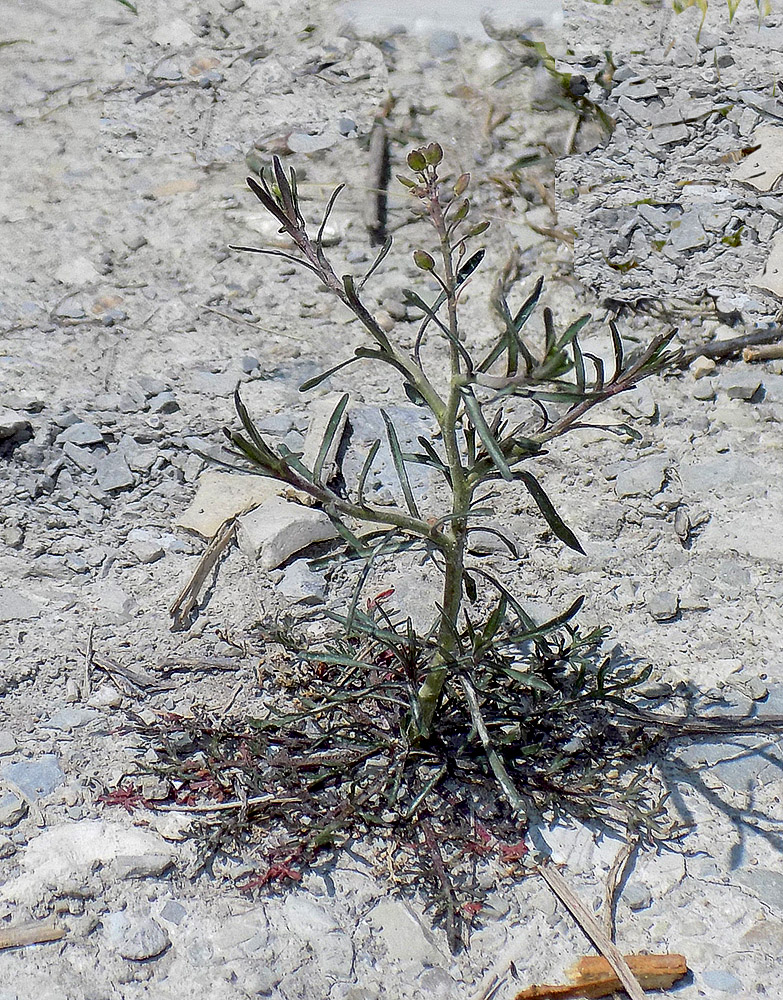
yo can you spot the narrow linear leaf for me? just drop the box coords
[467,525,517,557]
[234,388,277,462]
[464,570,478,603]
[404,288,450,336]
[403,766,447,820]
[272,155,297,224]
[484,280,538,376]
[417,436,451,482]
[518,388,589,404]
[288,167,301,223]
[359,235,393,290]
[297,651,376,670]
[482,595,508,644]
[300,354,363,392]
[609,319,624,381]
[357,440,381,506]
[403,383,427,407]
[313,393,349,484]
[317,183,346,246]
[584,352,604,393]
[573,334,585,393]
[228,245,320,277]
[517,470,585,553]
[460,678,528,819]
[326,513,366,553]
[402,449,446,473]
[555,313,591,351]
[456,248,485,285]
[513,276,544,331]
[276,443,314,481]
[245,176,289,229]
[498,666,555,693]
[544,307,556,355]
[461,391,512,481]
[342,274,394,352]
[470,568,537,631]
[527,595,585,636]
[228,433,278,473]
[476,334,506,374]
[430,507,495,530]
[380,410,421,519]
[464,423,476,466]
[345,527,399,634]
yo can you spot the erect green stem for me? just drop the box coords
[412,181,473,739]
[415,523,468,738]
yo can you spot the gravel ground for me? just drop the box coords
[1,1,783,998]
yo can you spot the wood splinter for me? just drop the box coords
[743,343,783,362]
[515,953,689,1000]
[0,918,65,951]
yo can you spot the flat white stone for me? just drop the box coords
[754,233,783,297]
[237,498,337,570]
[176,471,288,538]
[732,126,783,192]
[54,256,102,286]
[2,821,178,902]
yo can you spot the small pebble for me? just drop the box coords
[148,391,180,414]
[646,590,679,621]
[690,355,716,379]
[56,422,104,446]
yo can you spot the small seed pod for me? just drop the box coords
[453,199,470,223]
[413,249,436,271]
[453,173,470,197]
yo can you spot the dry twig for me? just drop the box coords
[743,342,783,362]
[535,860,647,1000]
[680,326,781,367]
[0,919,64,951]
[169,517,237,629]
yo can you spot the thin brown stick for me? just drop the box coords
[535,860,647,1000]
[169,517,237,629]
[0,919,64,950]
[365,94,394,245]
[743,342,783,361]
[83,624,94,699]
[219,681,243,718]
[201,304,299,340]
[89,650,171,695]
[603,836,638,941]
[679,326,781,366]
